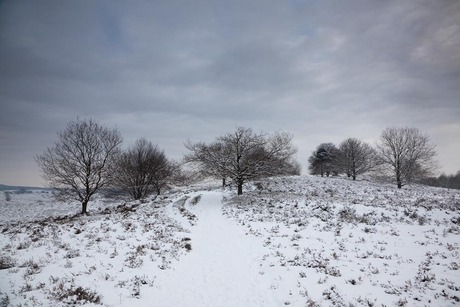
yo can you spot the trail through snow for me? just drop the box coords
[136,190,278,307]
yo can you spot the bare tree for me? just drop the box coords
[338,138,379,180]
[185,127,298,195]
[35,119,122,214]
[376,127,438,188]
[184,140,231,188]
[113,138,174,200]
[308,143,339,177]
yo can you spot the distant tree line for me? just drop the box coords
[307,127,438,189]
[423,171,460,190]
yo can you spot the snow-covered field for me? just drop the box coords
[0,176,459,306]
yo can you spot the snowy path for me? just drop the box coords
[138,191,278,307]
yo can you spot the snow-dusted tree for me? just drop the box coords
[35,119,122,214]
[185,127,298,195]
[113,138,175,200]
[308,143,339,177]
[376,127,438,188]
[338,138,379,180]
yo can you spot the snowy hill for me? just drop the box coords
[0,176,459,306]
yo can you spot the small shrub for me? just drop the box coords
[190,194,202,205]
[363,227,377,233]
[396,297,408,306]
[325,265,341,277]
[110,247,118,258]
[117,275,155,298]
[451,216,460,225]
[311,203,332,222]
[125,254,143,268]
[21,259,42,276]
[338,205,357,223]
[370,266,379,274]
[65,248,80,259]
[0,255,16,270]
[17,240,31,250]
[254,182,264,190]
[64,286,101,304]
[19,282,33,293]
[418,216,427,226]
[49,277,102,305]
[0,292,9,307]
[347,278,358,285]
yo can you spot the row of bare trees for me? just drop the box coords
[307,127,438,188]
[36,120,300,214]
[36,120,439,214]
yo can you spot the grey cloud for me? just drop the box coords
[0,0,459,186]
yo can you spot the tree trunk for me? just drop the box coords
[81,200,89,215]
[237,182,243,195]
[396,171,402,189]
[222,178,226,188]
[352,175,356,180]
[396,160,402,189]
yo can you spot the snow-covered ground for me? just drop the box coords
[0,176,459,306]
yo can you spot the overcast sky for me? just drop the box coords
[1,0,459,186]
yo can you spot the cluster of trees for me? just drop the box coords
[36,120,299,214]
[308,138,379,180]
[36,119,177,214]
[308,127,438,189]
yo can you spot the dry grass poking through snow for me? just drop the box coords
[1,177,459,306]
[0,192,193,306]
[224,176,460,306]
